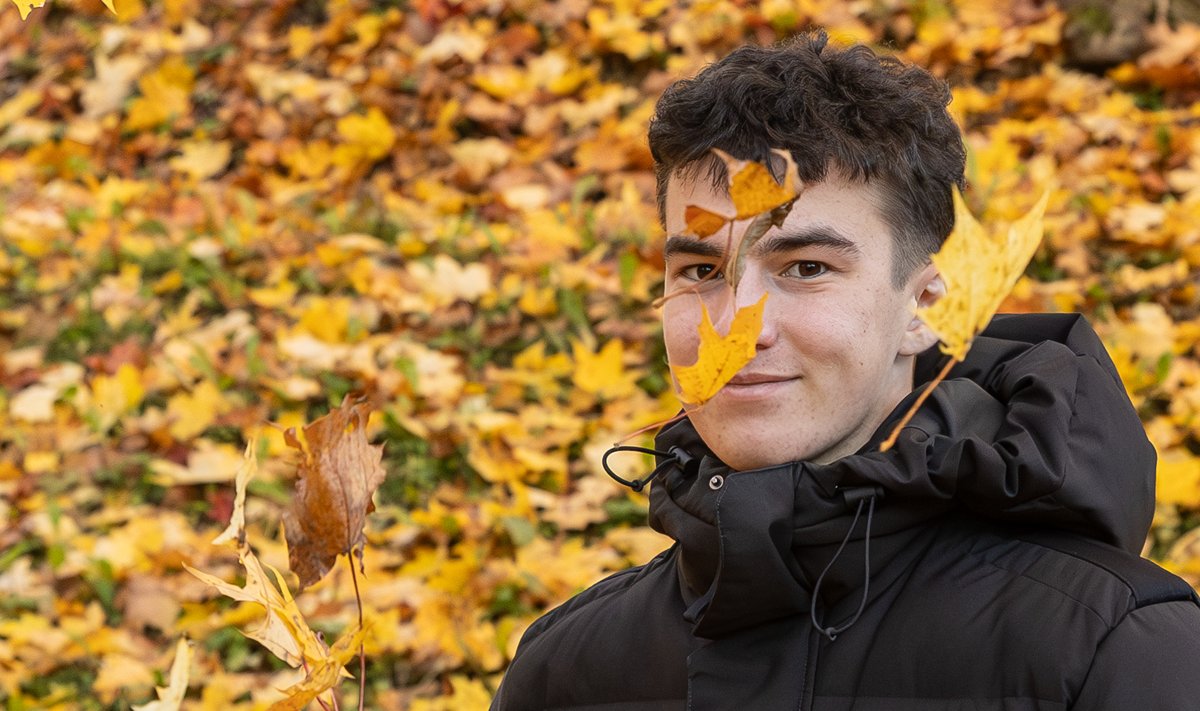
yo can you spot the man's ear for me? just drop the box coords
[898,263,944,357]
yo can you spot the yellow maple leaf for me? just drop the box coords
[881,188,1049,452]
[672,294,768,405]
[11,0,45,22]
[266,624,367,711]
[166,379,230,441]
[185,547,331,670]
[130,637,191,711]
[718,147,800,219]
[917,188,1049,360]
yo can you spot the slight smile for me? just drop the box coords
[721,373,800,400]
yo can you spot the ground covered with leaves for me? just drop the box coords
[2,0,1200,708]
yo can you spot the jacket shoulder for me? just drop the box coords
[518,544,677,646]
[1012,528,1200,609]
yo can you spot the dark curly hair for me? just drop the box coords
[648,31,966,286]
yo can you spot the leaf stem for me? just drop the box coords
[347,554,366,711]
[303,659,332,711]
[879,356,959,452]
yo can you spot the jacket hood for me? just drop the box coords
[646,313,1155,638]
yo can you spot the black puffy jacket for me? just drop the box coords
[492,314,1200,710]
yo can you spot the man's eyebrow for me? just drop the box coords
[663,235,725,260]
[665,227,863,261]
[753,227,862,258]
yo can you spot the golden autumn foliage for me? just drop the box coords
[1,0,1200,708]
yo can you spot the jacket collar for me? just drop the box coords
[641,313,1157,639]
[647,409,950,639]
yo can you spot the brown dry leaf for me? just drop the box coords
[672,293,768,405]
[267,625,367,711]
[282,394,387,590]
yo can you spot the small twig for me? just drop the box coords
[614,409,689,445]
[652,221,735,310]
[879,356,959,452]
[347,555,366,711]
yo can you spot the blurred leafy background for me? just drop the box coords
[2,0,1200,707]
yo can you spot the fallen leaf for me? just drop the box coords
[282,394,387,590]
[671,293,767,405]
[131,637,191,711]
[212,438,257,548]
[572,339,636,399]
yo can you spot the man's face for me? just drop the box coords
[661,170,940,470]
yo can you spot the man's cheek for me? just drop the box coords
[662,327,705,371]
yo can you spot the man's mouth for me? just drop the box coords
[727,372,795,386]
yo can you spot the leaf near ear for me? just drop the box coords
[282,394,387,590]
[917,188,1048,360]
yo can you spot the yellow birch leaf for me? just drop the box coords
[684,204,730,238]
[267,625,367,711]
[672,294,768,405]
[917,188,1049,360]
[211,438,256,548]
[719,148,800,219]
[131,637,191,711]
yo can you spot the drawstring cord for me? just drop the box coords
[810,488,880,642]
[602,444,695,492]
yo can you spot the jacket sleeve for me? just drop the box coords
[1070,600,1200,710]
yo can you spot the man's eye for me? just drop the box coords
[785,261,828,278]
[680,264,722,281]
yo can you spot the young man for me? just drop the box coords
[492,32,1200,710]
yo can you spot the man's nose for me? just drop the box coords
[730,267,777,349]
